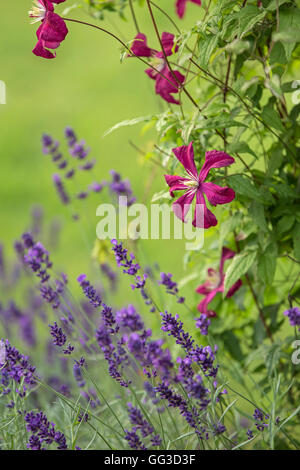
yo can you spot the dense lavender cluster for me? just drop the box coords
[116,305,144,332]
[126,402,162,448]
[284,307,300,331]
[161,311,194,351]
[0,339,36,390]
[25,411,67,450]
[158,272,185,304]
[155,382,208,438]
[124,429,147,450]
[49,322,67,347]
[24,237,52,283]
[96,325,130,387]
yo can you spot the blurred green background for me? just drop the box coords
[0,1,206,290]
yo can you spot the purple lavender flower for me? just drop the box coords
[75,357,85,368]
[65,127,77,146]
[63,343,75,355]
[22,232,35,249]
[116,305,144,332]
[89,182,103,193]
[95,324,130,387]
[124,429,147,450]
[65,169,75,179]
[161,311,194,352]
[127,403,155,438]
[24,240,52,283]
[0,339,36,387]
[195,314,210,336]
[53,174,70,205]
[253,408,269,431]
[40,285,60,309]
[111,239,147,291]
[25,411,67,450]
[109,170,136,206]
[73,362,86,388]
[155,383,204,436]
[77,274,102,308]
[49,322,67,347]
[42,134,62,165]
[158,272,185,303]
[101,304,119,333]
[79,159,96,171]
[19,315,36,347]
[213,422,226,435]
[76,191,89,200]
[69,141,90,160]
[284,307,300,331]
[77,411,89,423]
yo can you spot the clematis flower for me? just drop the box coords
[130,32,185,105]
[196,247,242,317]
[175,0,202,19]
[164,142,236,228]
[29,0,68,59]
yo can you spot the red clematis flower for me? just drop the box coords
[175,0,202,19]
[29,0,68,59]
[164,142,236,229]
[130,32,185,105]
[196,247,242,317]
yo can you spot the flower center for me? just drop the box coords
[149,56,165,73]
[29,0,47,24]
[184,179,199,189]
[207,269,221,290]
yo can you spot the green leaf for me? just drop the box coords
[236,5,266,38]
[266,0,291,10]
[265,343,282,376]
[257,243,278,285]
[249,202,268,232]
[273,9,300,60]
[267,147,284,177]
[103,115,153,136]
[218,212,242,249]
[270,42,287,65]
[227,141,257,159]
[228,175,271,205]
[224,250,257,297]
[197,33,220,68]
[261,102,285,132]
[151,190,171,203]
[293,223,300,261]
[277,215,295,236]
[195,116,246,130]
[222,331,244,361]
